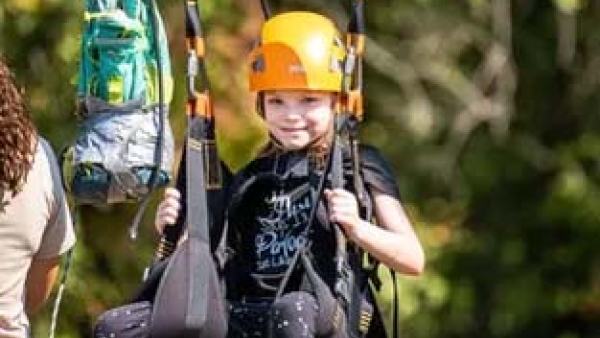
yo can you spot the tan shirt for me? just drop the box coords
[0,138,75,338]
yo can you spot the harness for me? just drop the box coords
[224,148,378,338]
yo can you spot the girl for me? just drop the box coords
[155,11,424,338]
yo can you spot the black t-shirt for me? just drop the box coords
[224,145,399,299]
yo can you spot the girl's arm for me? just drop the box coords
[155,187,182,234]
[325,188,425,275]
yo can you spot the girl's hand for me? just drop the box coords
[324,188,363,240]
[154,187,181,235]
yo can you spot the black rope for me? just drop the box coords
[260,0,271,19]
[129,0,168,240]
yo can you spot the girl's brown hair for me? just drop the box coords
[0,58,38,196]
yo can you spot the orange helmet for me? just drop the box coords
[248,11,346,92]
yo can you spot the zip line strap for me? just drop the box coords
[182,1,216,328]
[347,0,365,53]
[185,0,221,190]
[48,205,79,338]
[260,0,271,19]
[152,0,211,260]
[348,5,400,337]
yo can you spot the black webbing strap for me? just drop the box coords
[184,123,211,329]
[330,118,374,338]
[343,1,383,336]
[153,0,216,259]
[185,0,226,329]
[185,130,210,245]
[260,0,271,19]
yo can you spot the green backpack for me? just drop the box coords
[62,0,174,205]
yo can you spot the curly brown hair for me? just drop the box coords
[0,58,37,196]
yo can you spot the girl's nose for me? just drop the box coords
[281,106,306,117]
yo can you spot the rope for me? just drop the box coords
[129,0,168,240]
[47,205,78,338]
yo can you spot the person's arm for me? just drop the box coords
[325,187,425,275]
[24,256,61,316]
[26,139,75,315]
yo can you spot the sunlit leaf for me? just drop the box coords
[554,0,586,14]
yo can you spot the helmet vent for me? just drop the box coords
[252,54,265,72]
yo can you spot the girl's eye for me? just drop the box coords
[266,97,284,105]
[301,96,320,104]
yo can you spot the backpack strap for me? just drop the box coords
[40,138,78,338]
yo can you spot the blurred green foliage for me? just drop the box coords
[1,0,599,337]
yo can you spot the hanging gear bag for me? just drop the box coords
[62,0,174,205]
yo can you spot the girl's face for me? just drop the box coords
[263,90,335,150]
